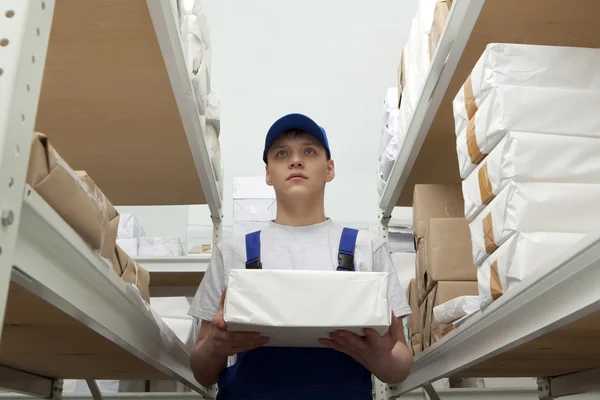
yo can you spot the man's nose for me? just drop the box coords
[289,153,304,168]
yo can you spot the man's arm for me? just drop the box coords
[320,313,413,384]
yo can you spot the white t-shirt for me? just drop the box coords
[189,219,411,321]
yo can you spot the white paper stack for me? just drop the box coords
[453,44,600,136]
[469,181,600,266]
[139,237,185,257]
[456,86,600,178]
[150,297,195,349]
[433,296,479,324]
[462,132,600,220]
[233,177,277,236]
[224,270,391,347]
[477,232,585,309]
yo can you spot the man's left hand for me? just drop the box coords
[319,313,407,378]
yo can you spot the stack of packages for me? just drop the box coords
[453,43,600,310]
[379,0,452,196]
[378,87,401,195]
[178,0,223,193]
[117,213,185,257]
[26,133,150,302]
[411,184,479,353]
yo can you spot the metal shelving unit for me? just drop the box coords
[378,0,600,398]
[0,0,220,398]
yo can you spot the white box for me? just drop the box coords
[469,181,600,266]
[462,131,600,220]
[478,232,585,310]
[118,213,146,239]
[456,86,600,178]
[433,296,479,324]
[224,270,392,347]
[117,238,139,257]
[138,237,184,257]
[453,43,600,135]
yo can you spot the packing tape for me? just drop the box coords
[478,163,495,206]
[466,118,487,164]
[483,213,499,255]
[490,261,503,300]
[463,74,478,121]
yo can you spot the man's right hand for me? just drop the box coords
[204,290,270,358]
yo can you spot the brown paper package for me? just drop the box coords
[115,245,151,302]
[412,184,464,239]
[420,296,429,349]
[27,133,111,255]
[425,281,478,346]
[423,218,477,293]
[415,240,428,304]
[408,279,421,336]
[412,333,422,356]
[428,0,452,60]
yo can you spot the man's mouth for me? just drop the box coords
[287,173,308,181]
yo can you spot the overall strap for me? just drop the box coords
[337,227,359,271]
[245,231,262,269]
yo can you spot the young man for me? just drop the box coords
[189,113,413,399]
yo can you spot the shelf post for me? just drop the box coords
[538,368,600,399]
[0,0,55,341]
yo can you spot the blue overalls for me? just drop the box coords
[216,228,373,400]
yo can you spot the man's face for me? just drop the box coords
[265,130,335,199]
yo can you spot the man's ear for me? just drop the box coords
[265,164,273,186]
[325,159,335,183]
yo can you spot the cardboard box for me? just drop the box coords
[408,279,421,336]
[462,131,600,220]
[425,282,478,346]
[26,134,113,258]
[224,270,391,347]
[412,333,422,356]
[413,184,464,240]
[416,240,427,304]
[478,232,585,310]
[469,181,600,266]
[453,43,600,136]
[114,245,150,302]
[424,219,477,291]
[456,86,600,178]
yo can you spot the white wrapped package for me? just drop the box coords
[382,87,399,127]
[391,252,416,292]
[206,91,221,135]
[224,270,392,347]
[138,237,184,257]
[380,108,400,159]
[117,238,138,257]
[180,13,207,77]
[377,172,386,196]
[462,132,600,220]
[456,86,600,178]
[379,134,398,182]
[478,232,585,309]
[433,296,479,324]
[469,181,600,266]
[416,0,439,35]
[401,17,430,126]
[454,43,600,135]
[191,52,210,115]
[206,123,222,182]
[118,213,146,239]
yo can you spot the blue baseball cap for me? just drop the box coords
[263,113,331,163]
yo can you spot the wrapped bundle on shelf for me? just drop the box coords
[139,237,185,257]
[380,106,400,163]
[422,218,476,294]
[412,184,464,239]
[455,86,600,178]
[26,134,118,267]
[428,0,452,58]
[453,44,600,136]
[206,91,221,136]
[379,132,399,183]
[407,279,421,338]
[415,240,427,304]
[478,232,585,310]
[224,270,391,347]
[424,282,478,347]
[412,333,422,356]
[202,115,223,183]
[469,181,600,266]
[462,132,600,221]
[433,295,478,324]
[382,87,399,128]
[114,246,151,302]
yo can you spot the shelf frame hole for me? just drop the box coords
[0,39,8,47]
[6,10,15,18]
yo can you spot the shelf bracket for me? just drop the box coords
[211,215,222,248]
[85,380,103,400]
[423,383,441,400]
[538,367,600,399]
[0,364,61,399]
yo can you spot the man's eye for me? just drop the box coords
[304,148,315,155]
[277,150,287,157]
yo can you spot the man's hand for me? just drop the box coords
[204,290,270,358]
[319,313,412,383]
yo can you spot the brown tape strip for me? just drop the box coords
[464,74,478,121]
[490,261,503,300]
[478,163,495,205]
[483,213,499,255]
[466,117,487,164]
